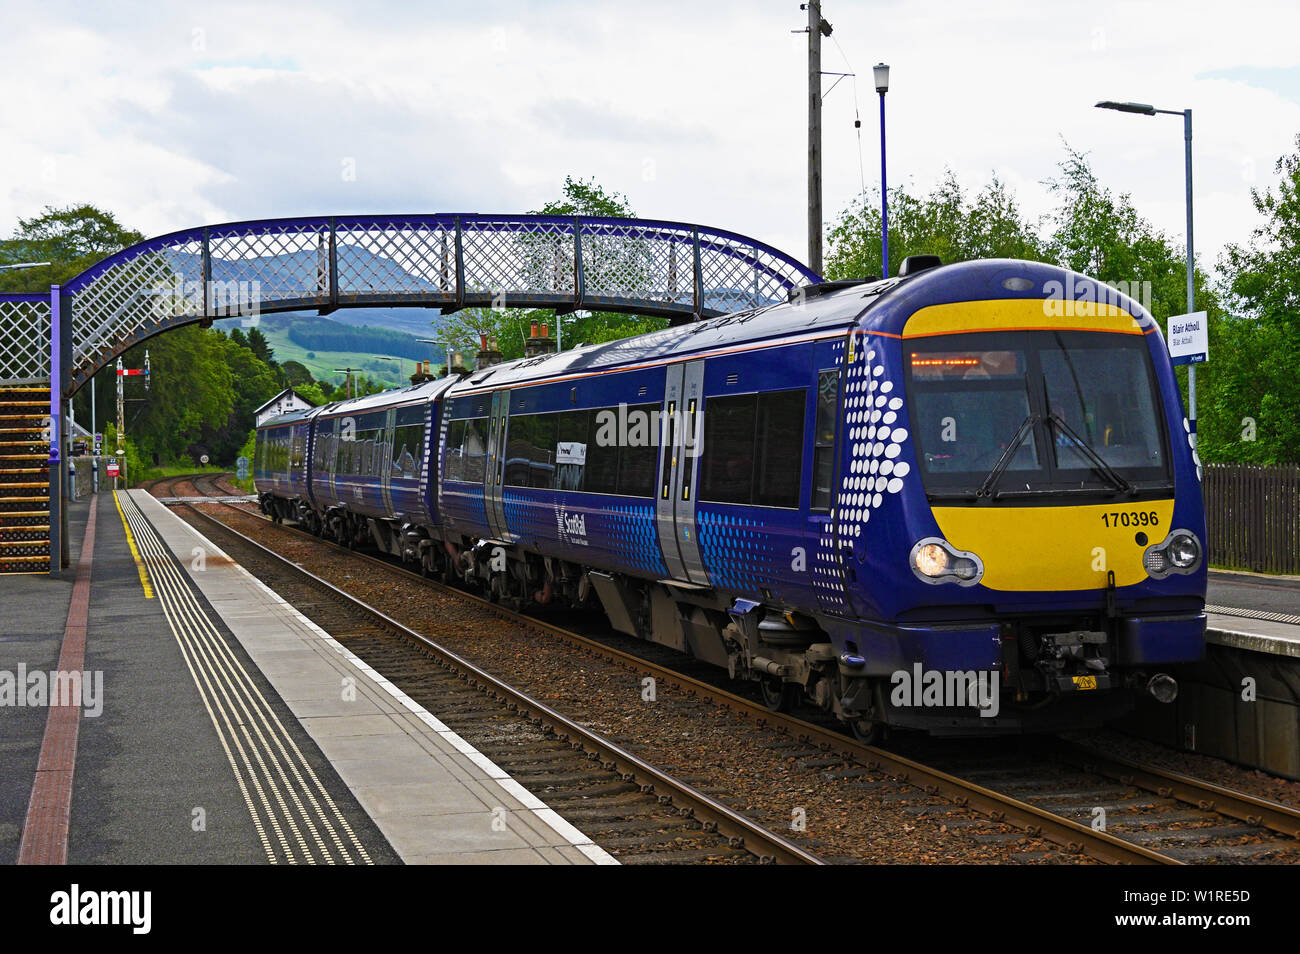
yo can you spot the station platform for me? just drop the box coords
[1117,571,1300,779]
[1,491,614,865]
[1207,570,1300,658]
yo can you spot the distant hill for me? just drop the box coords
[214,313,444,388]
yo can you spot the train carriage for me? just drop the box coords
[256,256,1207,739]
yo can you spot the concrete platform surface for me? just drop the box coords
[127,491,615,865]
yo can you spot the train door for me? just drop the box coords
[483,389,511,540]
[380,406,396,516]
[655,360,709,585]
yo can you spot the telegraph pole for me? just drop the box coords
[806,1,823,275]
[334,367,360,399]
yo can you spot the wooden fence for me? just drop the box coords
[1203,463,1300,575]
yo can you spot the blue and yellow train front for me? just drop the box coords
[834,263,1206,733]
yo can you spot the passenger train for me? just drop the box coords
[255,257,1207,739]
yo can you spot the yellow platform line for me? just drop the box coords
[113,489,154,599]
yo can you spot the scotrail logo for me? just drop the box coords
[890,664,999,718]
[0,666,103,717]
[555,507,588,546]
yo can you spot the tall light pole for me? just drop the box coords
[875,63,890,277]
[1096,100,1196,451]
[417,338,449,375]
[377,355,404,383]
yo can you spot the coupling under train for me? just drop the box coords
[255,257,1207,739]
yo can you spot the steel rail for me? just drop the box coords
[1056,742,1300,840]
[196,499,1189,865]
[178,501,824,866]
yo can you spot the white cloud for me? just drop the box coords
[1,0,1297,278]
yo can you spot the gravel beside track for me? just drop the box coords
[184,502,1097,864]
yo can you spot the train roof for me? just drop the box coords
[259,375,458,428]
[312,374,458,420]
[450,277,897,394]
[448,259,1161,395]
[447,257,1146,393]
[259,258,1160,423]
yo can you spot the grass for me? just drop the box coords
[257,326,411,389]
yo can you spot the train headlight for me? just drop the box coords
[910,537,984,586]
[1168,532,1201,568]
[1143,529,1201,578]
[915,543,949,577]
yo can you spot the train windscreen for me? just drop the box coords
[906,330,1171,498]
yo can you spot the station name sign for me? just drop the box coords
[1166,311,1208,366]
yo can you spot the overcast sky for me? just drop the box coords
[3,0,1299,278]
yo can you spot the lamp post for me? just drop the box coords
[377,355,403,384]
[417,338,450,376]
[874,63,890,277]
[1095,100,1196,452]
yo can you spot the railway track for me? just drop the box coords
[174,500,821,865]
[179,497,1300,865]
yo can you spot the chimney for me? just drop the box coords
[525,318,558,358]
[448,349,471,375]
[475,333,503,369]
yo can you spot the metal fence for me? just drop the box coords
[1204,463,1300,575]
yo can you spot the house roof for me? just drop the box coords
[253,387,315,417]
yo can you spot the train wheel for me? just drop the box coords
[759,676,797,713]
[850,718,882,746]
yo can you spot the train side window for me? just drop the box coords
[755,390,806,508]
[554,410,589,491]
[811,370,839,510]
[700,394,756,504]
[444,419,466,481]
[505,414,550,488]
[618,442,656,498]
[584,410,619,494]
[616,403,659,498]
[393,423,420,478]
[700,390,805,508]
[461,418,488,483]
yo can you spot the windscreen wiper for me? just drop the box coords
[1047,412,1135,495]
[977,414,1039,498]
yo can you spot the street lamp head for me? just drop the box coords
[874,63,890,94]
[1096,100,1156,116]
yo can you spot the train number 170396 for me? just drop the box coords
[1102,511,1159,528]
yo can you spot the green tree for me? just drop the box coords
[245,326,275,365]
[278,359,318,389]
[119,326,233,463]
[198,333,280,462]
[437,176,667,358]
[295,381,327,406]
[0,204,145,291]
[1043,146,1214,321]
[826,171,1046,281]
[1209,134,1300,463]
